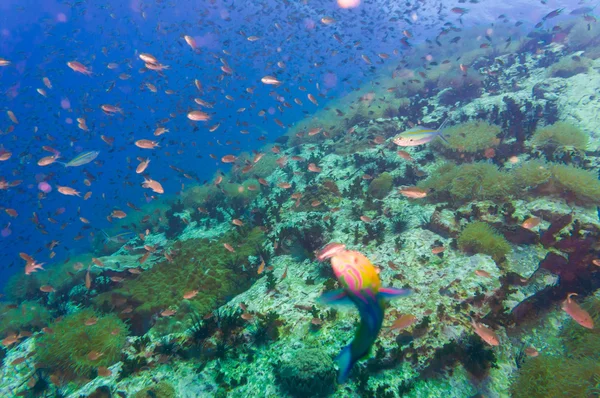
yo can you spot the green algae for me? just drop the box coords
[419,162,513,204]
[367,172,394,199]
[36,308,128,379]
[0,301,51,335]
[530,122,588,151]
[99,227,265,326]
[457,222,511,263]
[133,381,176,398]
[549,163,600,206]
[512,159,552,191]
[433,120,501,154]
[509,355,600,398]
[274,348,336,397]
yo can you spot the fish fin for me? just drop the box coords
[318,289,352,306]
[378,287,411,300]
[336,344,353,384]
[55,161,67,166]
[437,117,451,132]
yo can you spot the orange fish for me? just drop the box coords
[562,293,594,329]
[224,243,235,253]
[522,217,541,230]
[136,158,150,174]
[135,140,159,149]
[389,314,417,331]
[183,290,199,299]
[471,320,499,346]
[398,187,427,199]
[308,163,322,173]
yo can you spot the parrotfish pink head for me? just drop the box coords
[330,250,381,293]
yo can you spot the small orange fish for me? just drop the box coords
[431,246,445,254]
[471,320,499,346]
[135,139,159,149]
[524,347,539,357]
[360,215,372,223]
[92,258,104,267]
[87,351,103,361]
[474,269,491,278]
[398,187,427,199]
[232,219,244,226]
[224,243,235,253]
[161,308,177,317]
[389,314,417,331]
[521,217,541,230]
[39,285,55,293]
[97,366,112,377]
[183,290,199,299]
[308,163,322,173]
[397,151,414,161]
[562,293,594,329]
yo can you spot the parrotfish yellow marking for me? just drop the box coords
[59,151,100,167]
[392,119,450,147]
[319,249,411,383]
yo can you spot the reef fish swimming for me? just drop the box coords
[320,248,411,383]
[60,151,100,167]
[392,119,450,147]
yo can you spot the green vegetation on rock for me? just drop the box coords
[530,122,588,151]
[101,228,265,323]
[37,309,128,379]
[275,348,336,397]
[133,381,176,398]
[433,121,501,154]
[367,172,393,199]
[457,222,511,263]
[418,162,513,204]
[509,355,600,398]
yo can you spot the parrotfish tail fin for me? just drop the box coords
[318,289,353,307]
[378,287,411,301]
[336,344,354,384]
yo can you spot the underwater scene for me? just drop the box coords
[1,0,600,397]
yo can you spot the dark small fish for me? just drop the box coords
[570,6,594,15]
[543,8,564,20]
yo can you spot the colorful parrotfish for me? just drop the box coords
[320,249,411,383]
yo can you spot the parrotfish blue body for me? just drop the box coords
[320,250,411,383]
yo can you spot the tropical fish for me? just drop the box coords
[320,249,411,383]
[392,119,450,147]
[59,151,100,167]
